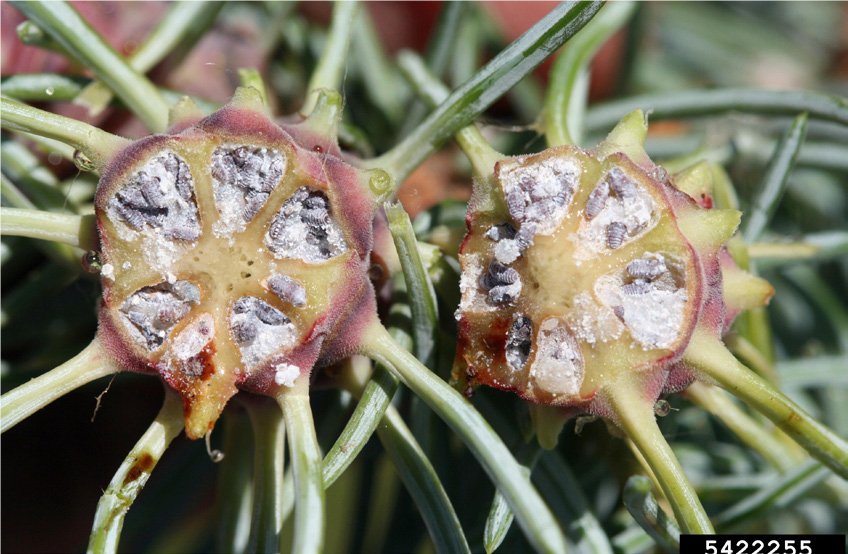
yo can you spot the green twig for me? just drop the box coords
[610,526,655,554]
[684,382,799,471]
[17,131,77,162]
[1,73,87,101]
[214,408,254,554]
[418,243,462,309]
[743,113,808,243]
[626,439,665,506]
[0,338,118,433]
[748,232,848,268]
[484,490,514,554]
[695,474,775,503]
[16,19,69,55]
[0,142,65,208]
[379,402,470,554]
[545,1,636,147]
[484,443,541,554]
[244,398,286,554]
[385,205,443,459]
[361,322,568,554]
[127,2,222,75]
[310,275,416,500]
[323,455,362,554]
[425,2,467,83]
[398,1,467,137]
[340,360,470,554]
[713,459,830,530]
[535,450,614,554]
[75,1,222,115]
[367,1,603,182]
[322,363,399,488]
[1,74,218,115]
[87,387,184,554]
[0,207,97,250]
[277,385,324,554]
[396,50,503,179]
[605,383,714,534]
[10,1,170,132]
[302,1,359,115]
[622,475,681,553]
[776,355,848,388]
[385,202,439,368]
[361,454,401,552]
[1,97,128,168]
[747,242,819,261]
[586,89,848,132]
[685,330,848,480]
[352,7,405,125]
[1,181,82,271]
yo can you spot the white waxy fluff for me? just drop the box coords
[264,187,348,263]
[274,363,301,387]
[530,317,584,397]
